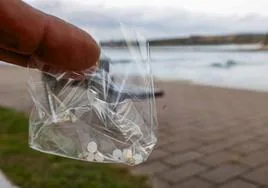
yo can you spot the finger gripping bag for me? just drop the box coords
[27,12,158,166]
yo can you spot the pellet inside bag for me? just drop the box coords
[28,33,158,166]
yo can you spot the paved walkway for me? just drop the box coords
[131,82,268,188]
[2,67,268,188]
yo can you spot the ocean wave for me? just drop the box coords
[210,60,238,69]
[111,59,133,63]
[112,58,253,67]
[209,60,266,69]
[111,57,191,64]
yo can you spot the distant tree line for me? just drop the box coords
[264,34,268,45]
[101,33,268,47]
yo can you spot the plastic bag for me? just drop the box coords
[27,14,158,166]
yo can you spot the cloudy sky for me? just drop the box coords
[25,0,268,41]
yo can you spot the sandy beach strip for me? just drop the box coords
[1,65,268,112]
[0,66,41,112]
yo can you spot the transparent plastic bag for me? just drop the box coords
[27,13,158,166]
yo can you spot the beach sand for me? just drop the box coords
[0,66,41,113]
[1,66,268,187]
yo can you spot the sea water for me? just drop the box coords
[1,44,268,91]
[103,44,268,92]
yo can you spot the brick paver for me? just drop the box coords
[257,134,268,143]
[230,141,265,155]
[162,140,201,153]
[219,179,257,188]
[242,164,268,186]
[164,151,202,166]
[198,151,241,167]
[162,162,207,183]
[198,140,235,154]
[148,149,169,161]
[172,178,213,188]
[200,164,248,183]
[241,149,268,167]
[149,177,171,188]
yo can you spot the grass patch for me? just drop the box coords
[0,107,150,188]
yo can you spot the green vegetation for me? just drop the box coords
[149,33,266,46]
[0,107,150,188]
[101,33,268,46]
[264,34,268,45]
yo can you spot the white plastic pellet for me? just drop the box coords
[86,153,95,161]
[133,154,143,164]
[87,141,97,153]
[94,152,104,162]
[78,152,88,159]
[122,149,132,161]
[112,149,123,160]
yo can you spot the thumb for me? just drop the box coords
[0,0,100,71]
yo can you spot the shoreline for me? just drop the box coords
[154,77,268,94]
[0,65,267,95]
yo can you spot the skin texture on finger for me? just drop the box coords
[0,48,64,74]
[34,15,100,71]
[0,0,100,71]
[0,48,30,67]
[0,0,47,54]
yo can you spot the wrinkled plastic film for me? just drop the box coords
[28,22,158,166]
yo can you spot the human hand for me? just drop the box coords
[0,0,100,72]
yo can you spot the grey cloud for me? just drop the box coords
[26,0,63,14]
[26,0,268,40]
